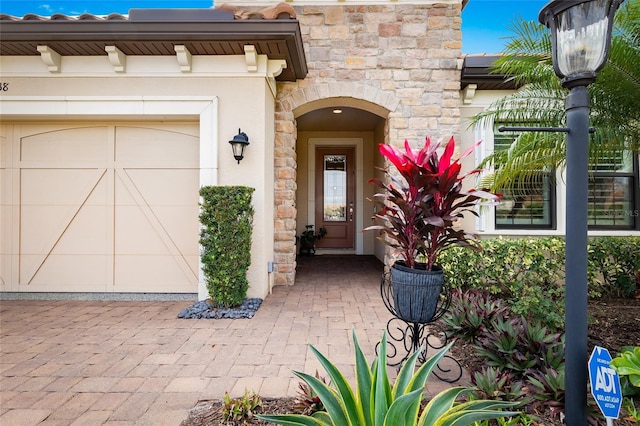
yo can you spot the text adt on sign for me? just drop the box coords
[589,346,622,420]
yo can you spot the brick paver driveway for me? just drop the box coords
[0,256,463,425]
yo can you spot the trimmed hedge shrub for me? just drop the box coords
[440,237,566,328]
[199,186,255,308]
[439,236,639,329]
[588,237,640,298]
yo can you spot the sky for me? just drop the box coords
[0,0,549,54]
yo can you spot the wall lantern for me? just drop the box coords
[229,129,250,164]
[539,0,623,88]
[537,1,624,424]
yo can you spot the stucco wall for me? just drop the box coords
[0,54,279,299]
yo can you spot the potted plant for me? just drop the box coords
[297,224,327,256]
[365,136,499,323]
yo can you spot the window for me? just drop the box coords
[323,155,347,221]
[588,150,638,229]
[495,173,556,228]
[493,129,555,229]
[489,127,639,231]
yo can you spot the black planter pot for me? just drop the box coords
[299,239,316,256]
[390,261,444,323]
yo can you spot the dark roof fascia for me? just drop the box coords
[0,19,301,42]
[0,19,308,80]
[460,54,518,91]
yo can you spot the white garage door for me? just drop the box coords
[0,123,199,293]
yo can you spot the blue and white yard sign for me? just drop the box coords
[589,346,622,420]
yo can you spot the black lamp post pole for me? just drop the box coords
[564,84,591,426]
[537,1,624,421]
[501,83,593,425]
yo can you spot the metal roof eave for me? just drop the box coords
[0,18,308,81]
[460,54,518,91]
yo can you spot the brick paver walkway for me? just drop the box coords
[0,255,466,425]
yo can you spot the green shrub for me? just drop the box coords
[440,237,565,329]
[622,398,640,423]
[257,330,518,426]
[611,346,640,397]
[440,236,639,330]
[199,186,254,307]
[588,237,640,298]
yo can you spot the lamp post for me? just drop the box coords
[538,1,624,424]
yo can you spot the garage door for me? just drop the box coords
[0,123,200,293]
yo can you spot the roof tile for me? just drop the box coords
[0,2,295,22]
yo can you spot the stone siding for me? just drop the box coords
[273,2,462,286]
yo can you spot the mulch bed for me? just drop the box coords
[180,398,299,426]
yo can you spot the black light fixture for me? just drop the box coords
[539,0,623,88]
[537,1,624,424]
[229,128,249,164]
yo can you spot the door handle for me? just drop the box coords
[349,201,354,222]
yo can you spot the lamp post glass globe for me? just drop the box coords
[539,0,624,88]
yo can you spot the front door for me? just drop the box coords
[315,147,355,249]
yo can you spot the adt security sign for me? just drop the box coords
[589,346,622,420]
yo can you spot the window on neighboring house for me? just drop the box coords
[493,129,556,229]
[588,150,638,230]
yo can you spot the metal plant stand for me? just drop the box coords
[379,272,462,383]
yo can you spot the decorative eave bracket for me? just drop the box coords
[462,83,477,105]
[105,45,126,73]
[244,45,258,73]
[174,45,192,73]
[266,59,287,97]
[36,45,61,73]
[268,59,287,78]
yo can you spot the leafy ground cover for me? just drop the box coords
[452,298,639,374]
[180,298,639,426]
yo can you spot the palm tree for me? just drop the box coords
[471,0,640,191]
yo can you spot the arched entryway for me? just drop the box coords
[273,84,402,288]
[294,98,387,259]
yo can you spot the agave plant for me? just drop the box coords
[257,329,518,426]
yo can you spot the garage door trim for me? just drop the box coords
[0,95,219,300]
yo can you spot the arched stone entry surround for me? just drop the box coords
[272,2,463,287]
[272,83,399,286]
[273,82,458,287]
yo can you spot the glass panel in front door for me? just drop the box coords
[323,155,347,221]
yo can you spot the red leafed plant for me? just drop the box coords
[365,136,499,270]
